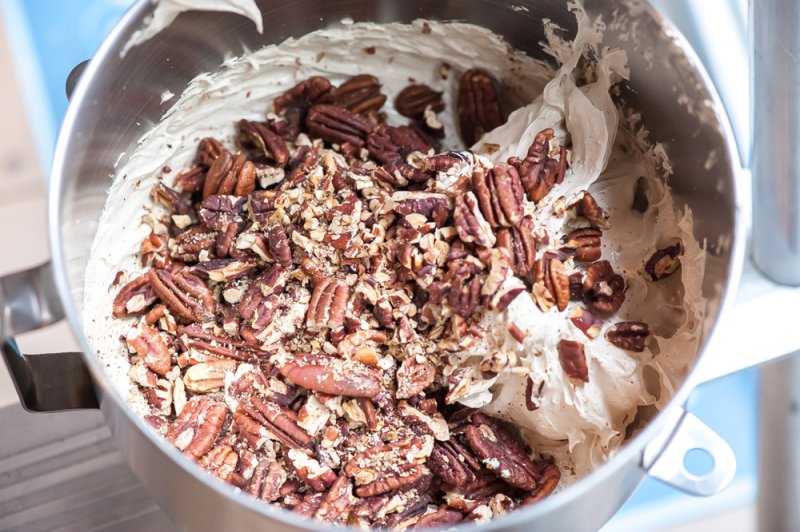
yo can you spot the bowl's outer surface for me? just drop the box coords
[49,1,744,530]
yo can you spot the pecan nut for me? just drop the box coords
[287,448,338,492]
[248,460,288,502]
[237,119,289,165]
[267,225,293,268]
[367,123,434,165]
[279,352,381,398]
[113,274,157,317]
[644,242,682,281]
[166,396,227,460]
[306,277,349,331]
[199,444,239,483]
[573,191,609,229]
[581,260,625,315]
[396,356,436,399]
[464,413,540,491]
[413,507,463,529]
[274,76,333,116]
[531,253,569,312]
[395,84,445,119]
[454,191,496,248]
[203,151,256,198]
[496,216,537,279]
[557,339,589,382]
[568,306,604,339]
[457,69,504,146]
[306,104,372,147]
[235,396,313,450]
[522,458,561,505]
[333,74,387,115]
[606,321,650,352]
[147,269,215,323]
[183,359,237,393]
[428,438,480,485]
[561,227,602,262]
[127,322,172,376]
[314,474,355,524]
[343,439,429,497]
[197,137,226,168]
[516,128,566,204]
[472,163,525,228]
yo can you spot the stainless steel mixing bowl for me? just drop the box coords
[0,0,752,530]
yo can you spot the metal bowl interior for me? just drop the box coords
[49,0,744,530]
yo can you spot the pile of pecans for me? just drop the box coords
[112,66,682,529]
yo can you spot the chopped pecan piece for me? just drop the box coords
[395,84,445,119]
[569,306,604,339]
[237,119,289,165]
[396,356,436,399]
[267,225,293,267]
[306,277,349,331]
[279,352,381,398]
[127,322,172,376]
[557,339,589,382]
[314,474,355,524]
[113,274,156,317]
[644,243,682,281]
[198,194,247,230]
[174,166,206,194]
[171,225,217,262]
[606,321,650,352]
[582,260,625,315]
[306,104,372,147]
[287,448,338,492]
[333,74,387,114]
[561,227,602,262]
[166,396,227,460]
[457,69,504,146]
[414,507,463,529]
[153,182,194,216]
[464,413,539,491]
[203,151,256,198]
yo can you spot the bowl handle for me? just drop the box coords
[643,409,736,496]
[0,262,98,411]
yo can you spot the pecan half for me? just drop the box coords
[447,260,482,317]
[306,104,372,147]
[395,84,445,119]
[457,69,504,146]
[367,124,434,165]
[203,151,256,198]
[166,396,227,460]
[235,396,313,450]
[396,356,436,399]
[522,458,561,505]
[454,191,495,248]
[198,194,247,231]
[557,339,588,382]
[561,227,602,262]
[573,191,609,229]
[153,182,193,216]
[274,76,333,116]
[606,321,650,352]
[287,448,338,492]
[414,507,463,529]
[333,74,387,115]
[644,243,682,281]
[464,413,539,491]
[496,216,537,279]
[171,226,217,262]
[147,269,215,323]
[267,225,293,268]
[517,128,566,203]
[199,444,239,483]
[532,253,569,312]
[343,439,429,497]
[314,474,355,524]
[113,274,156,317]
[183,359,236,393]
[127,322,172,376]
[582,260,625,315]
[248,460,288,502]
[472,163,525,228]
[279,352,381,398]
[174,166,206,194]
[237,119,289,165]
[197,137,226,168]
[306,277,349,331]
[428,438,480,485]
[568,306,604,339]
